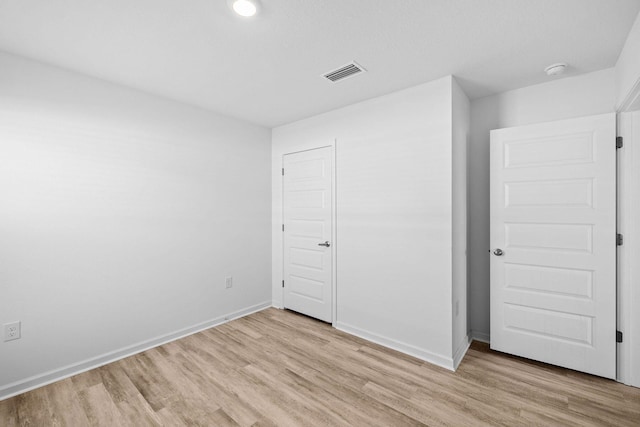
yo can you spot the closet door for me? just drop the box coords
[490,113,616,379]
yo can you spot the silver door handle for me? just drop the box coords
[318,241,331,247]
[493,248,503,256]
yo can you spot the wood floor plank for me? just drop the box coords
[293,363,425,426]
[70,367,103,391]
[77,383,128,427]
[44,378,92,427]
[241,363,349,426]
[276,367,389,426]
[208,408,241,427]
[14,386,55,426]
[95,364,162,426]
[1,308,639,426]
[169,349,263,426]
[117,351,179,412]
[142,349,222,426]
[155,407,186,426]
[0,395,18,427]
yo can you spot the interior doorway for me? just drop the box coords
[282,147,333,323]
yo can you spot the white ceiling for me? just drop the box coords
[0,0,639,127]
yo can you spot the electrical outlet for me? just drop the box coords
[4,321,21,342]
[225,276,233,289]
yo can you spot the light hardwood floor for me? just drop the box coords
[1,308,639,426]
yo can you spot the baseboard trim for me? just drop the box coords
[0,301,271,401]
[335,321,454,371]
[470,330,490,344]
[453,335,471,369]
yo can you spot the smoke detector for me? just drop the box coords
[544,63,567,76]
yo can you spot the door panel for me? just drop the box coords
[490,113,616,379]
[283,147,332,322]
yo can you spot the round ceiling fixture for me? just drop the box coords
[228,0,260,17]
[544,63,568,76]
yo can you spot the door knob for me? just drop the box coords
[493,248,504,256]
[318,241,331,247]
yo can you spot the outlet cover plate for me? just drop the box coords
[4,321,21,342]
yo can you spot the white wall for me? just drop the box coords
[273,76,467,368]
[451,78,470,364]
[0,52,272,399]
[616,12,640,109]
[467,68,616,341]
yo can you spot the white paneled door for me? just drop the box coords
[490,113,617,379]
[283,147,333,323]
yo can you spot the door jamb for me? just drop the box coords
[616,75,640,387]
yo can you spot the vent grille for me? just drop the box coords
[323,61,366,82]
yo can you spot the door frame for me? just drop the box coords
[617,105,640,387]
[616,77,640,387]
[279,144,337,325]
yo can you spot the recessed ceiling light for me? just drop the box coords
[544,63,568,76]
[229,0,260,17]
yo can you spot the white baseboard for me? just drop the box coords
[335,321,455,371]
[0,301,271,401]
[453,335,471,369]
[470,330,490,344]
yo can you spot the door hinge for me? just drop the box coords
[282,168,285,176]
[282,224,284,232]
[617,330,623,343]
[282,280,285,288]
[616,136,623,149]
[617,233,624,246]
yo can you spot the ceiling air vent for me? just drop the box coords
[323,61,366,83]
